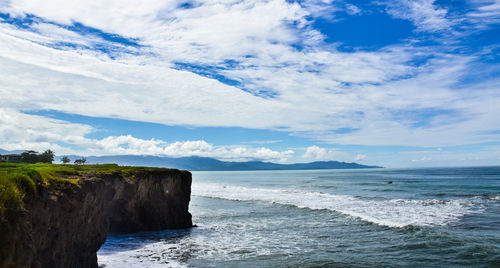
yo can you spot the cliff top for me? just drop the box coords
[0,163,186,216]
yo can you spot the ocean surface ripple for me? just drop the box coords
[98,167,500,267]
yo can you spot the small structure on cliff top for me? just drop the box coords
[0,154,22,163]
[0,150,54,163]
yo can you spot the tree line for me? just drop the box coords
[20,150,55,163]
[60,156,87,165]
[3,150,87,165]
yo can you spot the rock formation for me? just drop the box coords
[0,168,192,268]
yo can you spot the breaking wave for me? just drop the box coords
[193,183,485,228]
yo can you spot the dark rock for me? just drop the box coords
[0,169,192,268]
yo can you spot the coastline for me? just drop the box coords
[0,163,192,268]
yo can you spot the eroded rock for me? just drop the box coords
[0,169,192,268]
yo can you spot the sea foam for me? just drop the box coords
[98,240,187,268]
[192,183,484,228]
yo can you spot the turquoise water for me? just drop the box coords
[98,167,500,267]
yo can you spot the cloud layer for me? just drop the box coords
[0,0,499,165]
[0,108,294,161]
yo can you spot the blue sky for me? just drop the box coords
[0,0,499,167]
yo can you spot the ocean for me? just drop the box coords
[97,167,500,267]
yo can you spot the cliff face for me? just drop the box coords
[0,168,192,268]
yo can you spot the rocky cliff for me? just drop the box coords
[0,165,192,268]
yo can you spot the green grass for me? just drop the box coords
[0,163,179,216]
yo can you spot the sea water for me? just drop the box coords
[98,167,500,267]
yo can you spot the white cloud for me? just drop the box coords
[0,108,93,154]
[0,29,415,133]
[354,154,367,161]
[0,109,293,161]
[302,145,327,159]
[469,0,500,17]
[468,0,500,26]
[0,0,499,156]
[345,4,361,15]
[301,145,361,162]
[299,0,339,20]
[382,0,453,32]
[93,135,294,162]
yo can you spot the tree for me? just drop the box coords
[74,157,86,165]
[39,149,55,163]
[21,150,39,163]
[60,156,70,164]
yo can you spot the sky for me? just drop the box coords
[0,0,499,167]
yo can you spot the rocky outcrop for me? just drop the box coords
[0,168,192,268]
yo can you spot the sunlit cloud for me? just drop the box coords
[0,0,499,166]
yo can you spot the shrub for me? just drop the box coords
[0,178,23,214]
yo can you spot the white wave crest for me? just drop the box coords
[98,241,187,268]
[193,183,483,228]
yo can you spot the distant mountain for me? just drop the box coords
[0,149,24,155]
[59,155,382,171]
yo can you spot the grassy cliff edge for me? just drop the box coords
[0,163,182,217]
[0,163,193,268]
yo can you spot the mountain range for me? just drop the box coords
[1,149,381,170]
[62,154,382,171]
